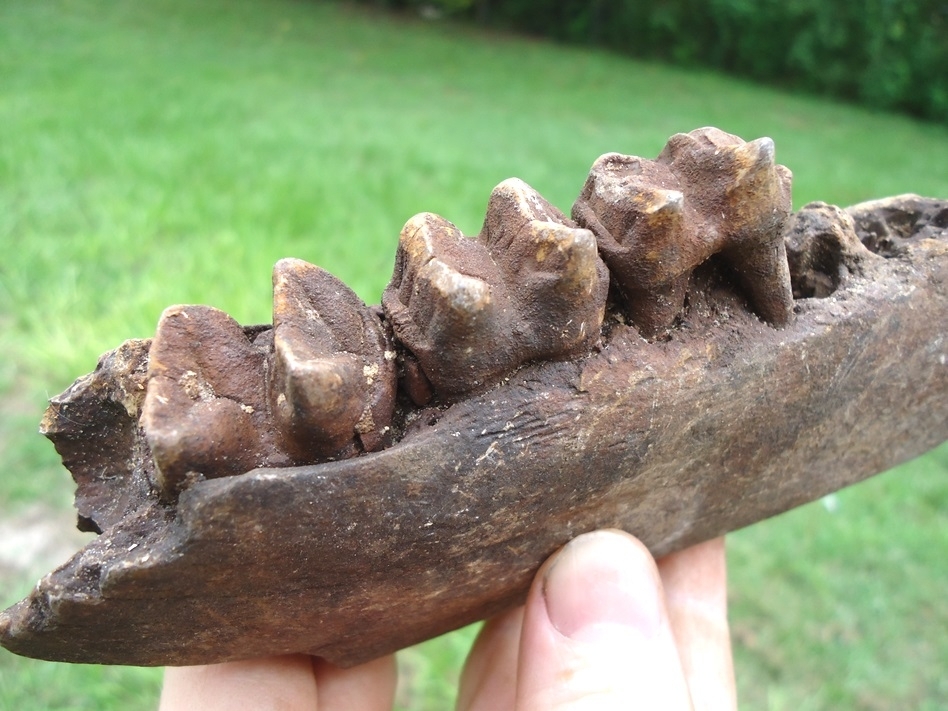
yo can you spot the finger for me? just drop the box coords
[515,529,693,711]
[657,537,736,711]
[456,606,524,711]
[159,654,318,711]
[312,654,398,711]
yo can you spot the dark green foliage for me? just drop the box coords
[378,0,948,123]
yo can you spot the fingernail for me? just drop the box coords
[542,530,663,643]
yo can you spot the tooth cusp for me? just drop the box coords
[127,128,804,499]
[141,305,288,496]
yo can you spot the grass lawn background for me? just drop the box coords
[1,0,946,708]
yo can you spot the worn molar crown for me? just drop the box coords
[270,258,397,460]
[573,127,794,336]
[383,177,609,402]
[141,260,396,497]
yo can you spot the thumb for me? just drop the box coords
[515,530,694,711]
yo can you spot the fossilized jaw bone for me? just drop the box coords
[4,194,946,669]
[846,193,948,257]
[2,128,947,668]
[383,177,609,402]
[141,261,396,497]
[573,127,794,336]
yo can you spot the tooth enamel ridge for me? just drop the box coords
[142,260,397,497]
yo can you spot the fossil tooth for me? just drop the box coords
[657,129,793,326]
[270,258,396,461]
[478,178,609,358]
[142,263,397,497]
[142,305,289,496]
[573,155,693,335]
[385,181,608,399]
[575,127,794,335]
[383,212,500,400]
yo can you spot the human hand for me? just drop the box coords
[159,530,735,710]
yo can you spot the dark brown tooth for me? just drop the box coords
[573,155,691,336]
[141,305,288,497]
[382,212,501,399]
[478,178,609,358]
[270,258,396,462]
[576,127,795,334]
[142,261,398,498]
[384,180,608,400]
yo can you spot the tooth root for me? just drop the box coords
[624,275,689,338]
[783,202,876,300]
[724,240,794,326]
[271,259,396,461]
[141,305,280,497]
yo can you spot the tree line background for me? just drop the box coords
[367,0,948,124]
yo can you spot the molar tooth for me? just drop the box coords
[383,211,510,399]
[142,305,285,497]
[654,127,794,328]
[426,259,491,312]
[512,220,607,353]
[271,258,396,462]
[573,159,692,334]
[479,178,608,359]
[578,127,795,334]
[384,178,609,400]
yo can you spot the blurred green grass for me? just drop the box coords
[0,0,946,708]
